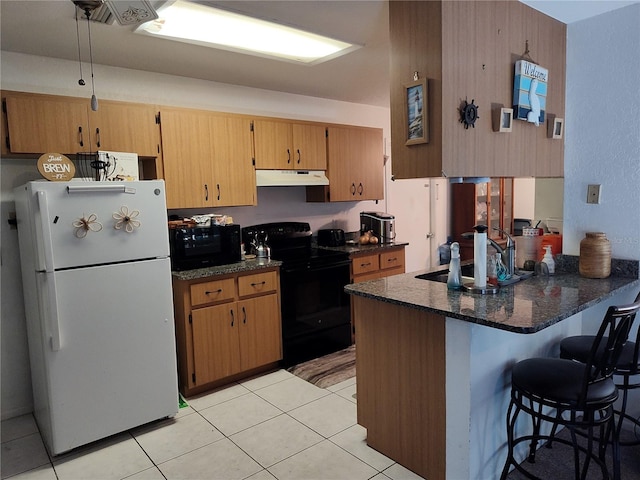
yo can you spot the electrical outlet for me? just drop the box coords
[587,184,601,204]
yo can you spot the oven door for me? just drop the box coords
[280,259,352,366]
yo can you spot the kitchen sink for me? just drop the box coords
[415,264,475,283]
[415,264,534,286]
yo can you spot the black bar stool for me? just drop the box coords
[500,298,640,480]
[560,291,640,446]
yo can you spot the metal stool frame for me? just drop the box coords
[500,299,640,480]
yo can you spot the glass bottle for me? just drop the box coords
[487,254,497,285]
[447,242,463,289]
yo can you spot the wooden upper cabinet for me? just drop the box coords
[90,101,159,157]
[309,125,383,202]
[291,123,327,170]
[253,119,327,170]
[160,108,256,209]
[389,1,565,179]
[2,92,161,157]
[160,107,214,209]
[209,114,256,207]
[4,93,91,154]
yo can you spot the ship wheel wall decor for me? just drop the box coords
[460,98,479,129]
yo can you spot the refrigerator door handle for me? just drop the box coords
[37,191,55,273]
[66,184,136,194]
[37,191,61,350]
[45,272,62,351]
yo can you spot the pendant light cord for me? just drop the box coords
[84,8,98,111]
[75,8,85,85]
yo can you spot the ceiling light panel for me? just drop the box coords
[135,0,360,64]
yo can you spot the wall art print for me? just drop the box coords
[513,60,548,126]
[404,78,429,145]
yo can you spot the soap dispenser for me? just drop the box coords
[542,245,555,275]
[447,242,463,289]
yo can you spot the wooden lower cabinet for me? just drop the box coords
[354,295,446,480]
[173,268,282,396]
[351,246,406,283]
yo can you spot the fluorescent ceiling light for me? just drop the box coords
[136,0,360,64]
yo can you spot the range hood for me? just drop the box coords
[255,170,329,187]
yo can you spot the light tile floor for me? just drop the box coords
[1,370,426,480]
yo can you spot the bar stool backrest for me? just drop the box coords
[578,298,640,407]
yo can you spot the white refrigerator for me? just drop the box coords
[14,180,179,455]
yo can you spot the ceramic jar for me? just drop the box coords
[579,232,611,278]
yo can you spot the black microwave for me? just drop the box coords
[169,224,241,271]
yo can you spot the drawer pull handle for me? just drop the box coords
[361,262,371,267]
[387,258,397,262]
[205,289,222,295]
[251,281,266,287]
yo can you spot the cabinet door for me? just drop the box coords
[160,108,213,209]
[91,101,160,157]
[191,303,241,385]
[210,115,256,207]
[292,123,326,170]
[4,94,90,154]
[253,119,292,169]
[353,127,384,200]
[238,295,282,371]
[325,126,356,201]
[326,126,384,202]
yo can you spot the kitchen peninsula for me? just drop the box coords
[345,258,640,480]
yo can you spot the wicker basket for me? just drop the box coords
[579,232,611,278]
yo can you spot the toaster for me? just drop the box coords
[360,212,396,243]
[317,228,346,247]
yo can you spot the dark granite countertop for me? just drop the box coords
[345,256,640,334]
[317,241,409,256]
[172,258,282,281]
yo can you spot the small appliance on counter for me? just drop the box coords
[169,222,241,270]
[360,211,395,243]
[317,228,346,247]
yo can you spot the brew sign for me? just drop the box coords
[37,153,76,181]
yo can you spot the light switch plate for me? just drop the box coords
[587,184,601,204]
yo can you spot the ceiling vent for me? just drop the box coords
[72,0,158,26]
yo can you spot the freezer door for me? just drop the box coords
[39,258,178,455]
[25,180,170,270]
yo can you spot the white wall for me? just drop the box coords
[1,52,442,419]
[564,4,640,259]
[564,3,640,419]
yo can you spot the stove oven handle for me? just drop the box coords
[281,259,351,274]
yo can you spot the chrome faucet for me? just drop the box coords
[461,227,516,276]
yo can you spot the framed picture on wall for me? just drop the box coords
[404,78,429,145]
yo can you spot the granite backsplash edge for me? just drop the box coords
[556,255,639,279]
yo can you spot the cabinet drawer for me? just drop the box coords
[238,270,278,298]
[190,278,236,307]
[352,253,380,276]
[380,249,405,272]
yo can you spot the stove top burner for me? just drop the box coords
[242,221,349,270]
